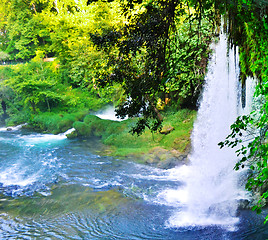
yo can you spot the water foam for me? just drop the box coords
[0,123,27,132]
[19,128,75,145]
[0,165,38,187]
[95,106,126,121]
[0,129,70,196]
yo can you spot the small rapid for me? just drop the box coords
[95,106,127,121]
[0,127,72,197]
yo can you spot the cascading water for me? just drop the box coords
[95,106,127,121]
[0,127,75,197]
[162,31,254,229]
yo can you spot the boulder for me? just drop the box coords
[160,126,175,135]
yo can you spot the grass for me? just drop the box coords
[72,108,196,158]
[16,110,88,134]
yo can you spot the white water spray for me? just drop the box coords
[95,106,127,121]
[18,128,75,146]
[162,31,255,229]
[0,123,28,132]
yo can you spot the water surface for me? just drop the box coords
[0,128,268,239]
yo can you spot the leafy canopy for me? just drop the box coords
[91,0,215,135]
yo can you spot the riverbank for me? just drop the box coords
[4,107,196,169]
[68,108,196,168]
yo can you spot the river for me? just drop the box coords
[0,127,267,239]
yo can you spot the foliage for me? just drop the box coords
[5,61,63,113]
[164,15,213,107]
[217,0,268,221]
[73,108,196,157]
[0,0,123,61]
[0,0,125,129]
[92,0,215,135]
[0,0,215,136]
[0,60,117,127]
[0,51,10,63]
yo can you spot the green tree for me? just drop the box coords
[92,0,216,134]
[0,51,10,63]
[3,0,53,59]
[7,60,63,113]
[0,0,10,51]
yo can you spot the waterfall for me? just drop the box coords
[162,31,254,229]
[95,106,127,121]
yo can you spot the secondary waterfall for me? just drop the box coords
[162,31,254,229]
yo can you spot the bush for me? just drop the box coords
[0,51,10,63]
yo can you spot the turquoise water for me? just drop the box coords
[0,128,268,239]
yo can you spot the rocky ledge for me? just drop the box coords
[139,146,191,169]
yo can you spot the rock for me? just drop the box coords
[141,147,189,169]
[145,154,160,165]
[157,155,188,169]
[160,126,175,135]
[237,199,250,210]
[66,130,78,139]
[73,121,93,137]
[6,128,12,131]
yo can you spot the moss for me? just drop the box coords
[16,110,89,134]
[84,114,100,124]
[66,130,78,139]
[71,108,196,160]
[73,121,93,136]
[58,118,74,133]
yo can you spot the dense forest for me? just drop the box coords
[0,0,214,130]
[0,0,268,220]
